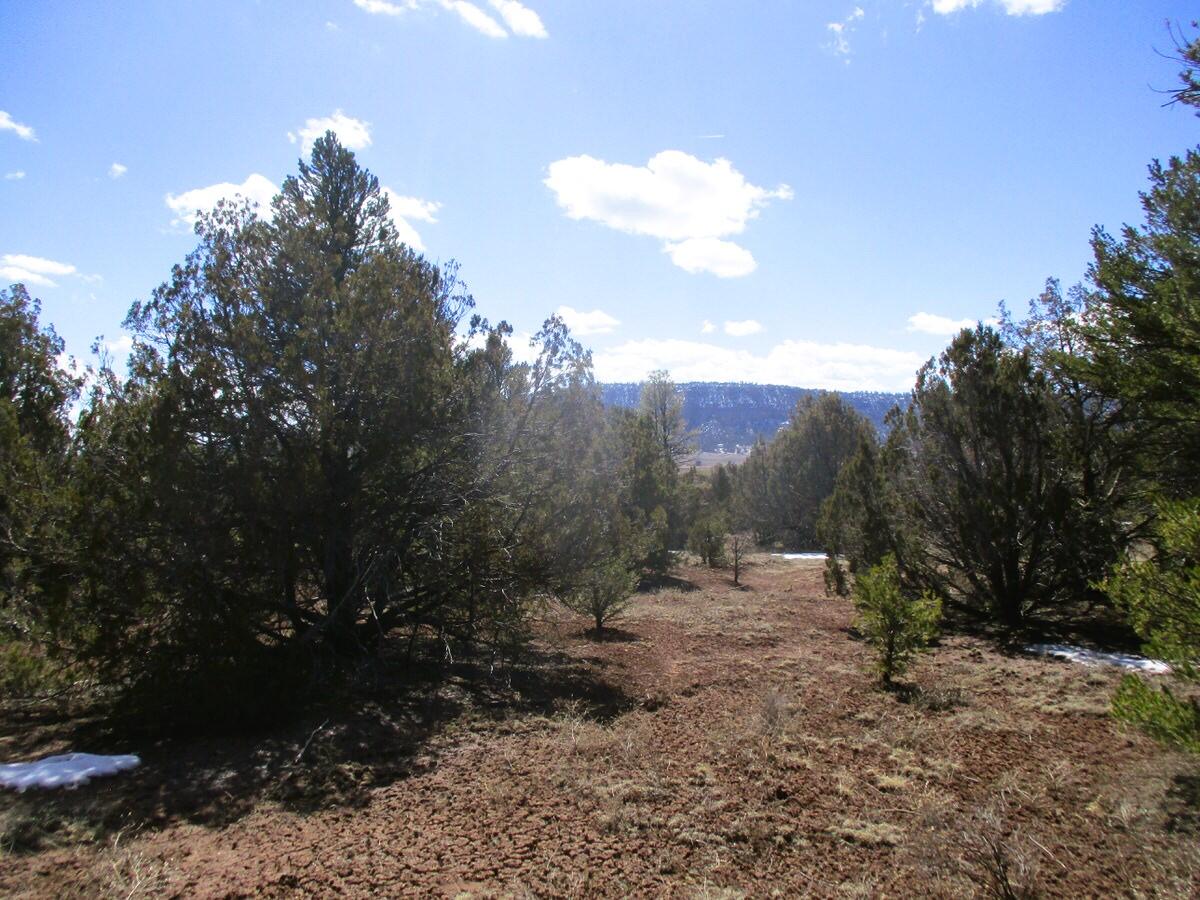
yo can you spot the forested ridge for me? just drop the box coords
[600,382,904,451]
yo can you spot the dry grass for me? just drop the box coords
[2,558,1197,897]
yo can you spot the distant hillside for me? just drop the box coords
[600,382,906,453]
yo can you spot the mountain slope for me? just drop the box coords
[600,382,906,452]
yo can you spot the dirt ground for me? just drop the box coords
[1,557,1197,898]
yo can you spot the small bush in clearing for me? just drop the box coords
[853,554,941,686]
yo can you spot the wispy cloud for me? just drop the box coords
[0,111,36,142]
[545,150,791,278]
[700,320,716,334]
[4,171,25,181]
[352,0,544,38]
[288,110,372,156]
[826,6,864,59]
[108,162,127,180]
[0,254,78,288]
[353,0,415,15]
[487,0,547,37]
[931,0,1065,16]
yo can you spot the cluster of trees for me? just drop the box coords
[0,135,689,727]
[818,45,1200,747]
[732,393,874,549]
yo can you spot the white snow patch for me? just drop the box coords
[1027,644,1171,675]
[770,552,827,561]
[0,753,140,792]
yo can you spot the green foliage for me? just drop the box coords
[0,285,82,682]
[883,326,1100,628]
[35,135,624,724]
[1112,675,1200,755]
[1104,499,1200,752]
[687,513,727,567]
[817,435,897,596]
[1076,147,1200,499]
[735,394,873,548]
[615,372,693,573]
[562,557,640,633]
[852,555,941,685]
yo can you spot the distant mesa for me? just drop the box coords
[600,382,906,454]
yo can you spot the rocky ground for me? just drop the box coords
[1,557,1197,897]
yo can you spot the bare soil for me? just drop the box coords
[1,557,1197,897]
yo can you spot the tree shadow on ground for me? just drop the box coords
[638,573,698,593]
[0,636,634,852]
[1165,772,1200,834]
[936,601,1143,656]
[580,626,640,644]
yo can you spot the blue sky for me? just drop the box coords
[1,0,1196,390]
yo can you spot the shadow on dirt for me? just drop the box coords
[638,573,699,593]
[0,638,633,851]
[580,626,640,644]
[1165,772,1200,835]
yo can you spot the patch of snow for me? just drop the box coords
[0,753,140,792]
[1027,644,1171,675]
[770,552,827,561]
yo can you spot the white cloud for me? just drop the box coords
[907,311,998,335]
[506,330,541,365]
[353,0,416,14]
[165,173,278,229]
[103,334,134,359]
[382,188,441,252]
[826,6,865,57]
[288,110,372,156]
[998,0,1064,13]
[353,0,546,38]
[664,238,757,278]
[593,338,925,392]
[0,111,36,142]
[488,0,546,37]
[4,171,25,180]
[439,0,507,37]
[0,254,78,288]
[700,320,716,334]
[556,305,620,336]
[931,0,1064,15]
[724,319,763,337]
[108,162,127,179]
[0,266,55,287]
[545,150,790,277]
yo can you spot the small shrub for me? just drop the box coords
[853,554,941,685]
[1112,675,1200,754]
[563,558,640,633]
[1104,499,1200,753]
[959,805,1041,900]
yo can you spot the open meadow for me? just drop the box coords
[1,556,1195,898]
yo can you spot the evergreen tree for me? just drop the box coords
[886,326,1081,628]
[0,286,82,679]
[1105,499,1200,753]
